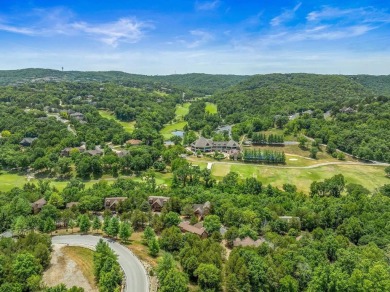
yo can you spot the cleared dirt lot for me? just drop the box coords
[43,244,97,292]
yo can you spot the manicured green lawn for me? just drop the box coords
[0,173,29,192]
[160,121,187,139]
[211,163,389,193]
[205,102,217,114]
[98,110,136,133]
[0,172,116,192]
[175,103,190,119]
[159,103,191,140]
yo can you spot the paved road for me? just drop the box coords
[52,235,149,292]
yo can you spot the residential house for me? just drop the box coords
[20,137,37,146]
[126,139,143,146]
[148,196,170,212]
[340,107,356,114]
[104,197,127,210]
[66,202,79,209]
[86,146,103,156]
[31,198,47,213]
[69,112,85,121]
[60,144,86,156]
[115,150,129,158]
[279,216,300,224]
[192,201,211,220]
[233,236,264,247]
[178,221,208,239]
[191,137,240,152]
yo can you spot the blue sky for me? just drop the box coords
[0,0,389,74]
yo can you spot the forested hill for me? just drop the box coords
[152,73,249,95]
[0,69,248,96]
[0,68,148,85]
[208,73,390,162]
[349,75,390,96]
[211,73,376,123]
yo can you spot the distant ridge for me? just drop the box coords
[0,68,249,95]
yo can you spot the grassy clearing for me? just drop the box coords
[132,172,173,186]
[211,163,388,193]
[175,103,190,119]
[98,110,136,133]
[160,121,187,140]
[0,172,116,192]
[62,246,97,290]
[205,102,217,114]
[249,144,356,163]
[258,128,297,141]
[160,103,190,140]
[0,172,29,191]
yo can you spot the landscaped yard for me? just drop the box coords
[99,110,136,133]
[205,102,217,114]
[211,163,388,193]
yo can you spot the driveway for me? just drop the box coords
[52,235,149,292]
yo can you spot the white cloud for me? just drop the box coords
[288,25,375,41]
[195,0,220,11]
[180,30,214,48]
[71,18,152,47]
[0,8,152,46]
[0,23,37,35]
[271,2,302,26]
[307,6,390,24]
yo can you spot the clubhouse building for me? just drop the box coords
[191,137,240,152]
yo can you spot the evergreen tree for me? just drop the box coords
[119,221,133,243]
[79,214,91,233]
[107,217,120,238]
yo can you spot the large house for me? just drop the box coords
[148,196,170,212]
[178,221,208,239]
[20,137,37,147]
[233,237,264,247]
[279,216,300,224]
[31,198,46,213]
[192,201,211,220]
[69,112,85,121]
[191,137,240,152]
[104,197,127,210]
[126,139,143,146]
[60,144,86,156]
[85,146,103,156]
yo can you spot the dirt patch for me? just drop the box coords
[43,244,98,292]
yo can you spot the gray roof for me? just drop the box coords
[193,201,211,216]
[20,137,37,145]
[192,137,213,148]
[191,137,239,148]
[226,140,239,147]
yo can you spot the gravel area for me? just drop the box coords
[43,244,97,292]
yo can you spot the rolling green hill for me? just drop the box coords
[211,73,375,123]
[0,69,248,96]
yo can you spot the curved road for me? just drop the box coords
[52,235,149,292]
